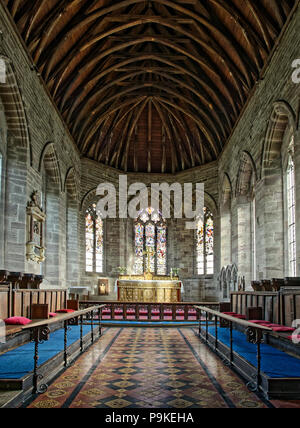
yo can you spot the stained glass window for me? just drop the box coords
[287,155,296,277]
[197,208,214,275]
[134,208,167,275]
[86,204,104,273]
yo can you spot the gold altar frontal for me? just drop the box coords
[117,275,182,303]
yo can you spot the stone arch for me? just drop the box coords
[204,191,218,216]
[39,142,62,191]
[258,101,296,279]
[81,187,97,211]
[0,56,30,155]
[221,173,232,209]
[236,151,257,198]
[0,58,32,271]
[262,101,296,177]
[65,167,79,201]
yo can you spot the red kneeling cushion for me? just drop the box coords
[249,320,271,324]
[4,316,32,326]
[56,309,75,314]
[49,313,57,318]
[271,326,295,332]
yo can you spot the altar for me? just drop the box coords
[117,276,183,303]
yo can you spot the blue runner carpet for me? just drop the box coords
[205,326,300,379]
[0,325,92,379]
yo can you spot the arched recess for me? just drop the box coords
[235,151,257,287]
[0,56,31,155]
[220,173,232,268]
[262,101,296,177]
[81,187,97,212]
[39,142,62,191]
[65,167,80,286]
[218,263,238,301]
[40,143,63,286]
[261,101,296,278]
[0,57,31,271]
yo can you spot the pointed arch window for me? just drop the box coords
[134,207,167,275]
[196,208,214,275]
[287,155,296,276]
[86,204,104,273]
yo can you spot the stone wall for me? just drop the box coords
[0,3,82,288]
[218,3,300,289]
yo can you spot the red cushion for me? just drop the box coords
[4,316,32,326]
[56,309,75,314]
[223,312,236,315]
[249,320,271,324]
[271,327,296,332]
[49,313,57,318]
[262,324,280,327]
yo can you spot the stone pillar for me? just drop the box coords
[44,183,60,286]
[66,198,80,287]
[220,210,232,267]
[4,137,27,272]
[294,129,300,276]
[236,197,252,289]
[259,169,284,279]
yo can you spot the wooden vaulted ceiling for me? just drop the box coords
[4,0,296,173]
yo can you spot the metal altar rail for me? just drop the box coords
[195,306,272,393]
[80,301,220,322]
[21,305,105,394]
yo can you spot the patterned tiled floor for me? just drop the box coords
[26,328,300,409]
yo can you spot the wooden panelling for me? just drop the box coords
[0,289,67,320]
[0,285,12,320]
[231,291,300,326]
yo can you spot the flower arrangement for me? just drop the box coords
[171,268,180,278]
[118,267,127,275]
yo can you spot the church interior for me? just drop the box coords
[1,0,300,410]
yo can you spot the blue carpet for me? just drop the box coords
[205,326,300,379]
[0,325,92,379]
